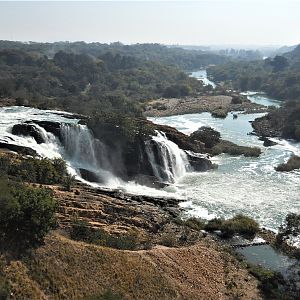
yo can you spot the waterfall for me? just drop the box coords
[60,123,118,185]
[145,131,190,183]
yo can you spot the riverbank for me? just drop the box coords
[143,95,270,117]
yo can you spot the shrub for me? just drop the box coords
[183,217,205,231]
[204,215,259,238]
[70,220,138,250]
[204,218,224,232]
[211,108,228,118]
[221,215,259,238]
[159,232,177,247]
[190,126,221,148]
[247,264,286,299]
[231,95,243,104]
[0,179,57,254]
[276,213,300,245]
[62,174,76,191]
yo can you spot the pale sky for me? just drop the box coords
[0,1,299,46]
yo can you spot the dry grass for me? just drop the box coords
[3,232,261,300]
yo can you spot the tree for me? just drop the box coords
[276,213,300,244]
[0,180,57,254]
[190,126,221,148]
[271,56,289,72]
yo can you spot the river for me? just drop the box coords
[0,90,299,232]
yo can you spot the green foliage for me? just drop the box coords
[62,174,76,191]
[0,258,9,300]
[275,155,300,172]
[70,220,138,250]
[159,232,177,247]
[211,108,228,119]
[247,264,286,300]
[0,179,57,254]
[204,218,225,232]
[204,215,259,238]
[0,155,68,185]
[182,217,205,231]
[276,213,300,245]
[0,43,214,116]
[190,126,221,148]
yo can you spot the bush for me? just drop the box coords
[276,213,300,245]
[221,215,259,238]
[211,108,228,118]
[204,215,259,238]
[159,232,177,247]
[0,179,57,254]
[62,174,76,191]
[190,126,221,148]
[204,218,225,232]
[183,217,205,231]
[70,220,138,250]
[247,264,286,299]
[231,95,243,104]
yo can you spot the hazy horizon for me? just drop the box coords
[0,1,299,47]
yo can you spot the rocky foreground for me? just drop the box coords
[4,180,262,300]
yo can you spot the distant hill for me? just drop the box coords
[284,44,300,63]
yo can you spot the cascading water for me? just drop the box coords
[60,123,120,185]
[145,131,190,183]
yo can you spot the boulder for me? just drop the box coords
[185,151,216,172]
[79,168,105,184]
[259,137,278,147]
[0,142,37,156]
[132,174,169,189]
[28,120,61,139]
[12,123,46,144]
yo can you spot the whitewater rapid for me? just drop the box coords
[0,103,299,231]
[149,110,300,231]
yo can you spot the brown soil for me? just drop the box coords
[4,233,261,300]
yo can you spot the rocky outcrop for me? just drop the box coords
[12,123,46,144]
[79,168,105,184]
[27,120,61,140]
[259,137,278,147]
[0,141,37,156]
[186,151,216,171]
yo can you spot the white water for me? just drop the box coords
[189,70,216,88]
[145,131,190,183]
[149,111,300,231]
[1,104,299,231]
[0,106,186,197]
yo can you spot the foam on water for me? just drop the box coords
[150,111,300,231]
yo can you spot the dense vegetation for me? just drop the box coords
[0,41,232,116]
[207,45,300,100]
[208,44,300,142]
[0,40,229,69]
[0,155,69,185]
[0,179,57,254]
